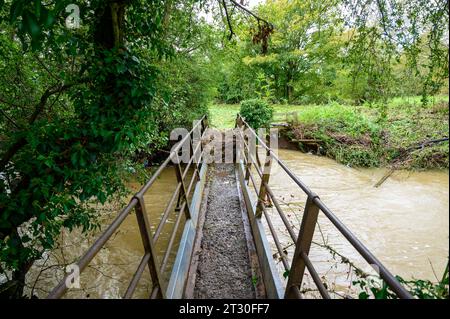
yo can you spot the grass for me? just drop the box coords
[209,95,449,169]
[208,103,240,129]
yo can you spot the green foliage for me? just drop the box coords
[296,104,381,139]
[212,0,448,105]
[353,267,449,299]
[409,144,449,170]
[0,0,448,298]
[255,72,275,102]
[0,0,215,295]
[239,99,274,129]
[211,95,448,168]
[6,0,68,50]
[216,48,257,103]
[290,104,383,167]
[331,146,382,168]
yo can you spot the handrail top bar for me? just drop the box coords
[313,197,412,299]
[48,115,208,299]
[47,197,139,299]
[236,113,413,299]
[236,114,313,195]
[137,115,207,196]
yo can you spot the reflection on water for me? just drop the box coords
[261,149,449,296]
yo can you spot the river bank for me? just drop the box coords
[271,149,449,297]
[20,136,449,299]
[209,95,449,170]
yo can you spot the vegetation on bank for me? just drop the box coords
[239,99,274,129]
[210,95,449,170]
[0,0,215,298]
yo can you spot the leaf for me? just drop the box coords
[131,55,140,64]
[70,152,78,166]
[40,7,55,28]
[21,235,32,243]
[116,63,127,74]
[79,155,86,168]
[9,0,24,22]
[358,291,369,299]
[34,0,41,19]
[22,10,41,39]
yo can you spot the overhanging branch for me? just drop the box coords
[227,0,273,27]
[219,0,274,41]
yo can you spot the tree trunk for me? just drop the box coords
[286,61,295,103]
[94,1,127,49]
[0,1,130,299]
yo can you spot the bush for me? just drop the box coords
[240,99,274,129]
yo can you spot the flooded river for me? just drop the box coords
[263,149,449,296]
[26,149,448,298]
[26,167,191,299]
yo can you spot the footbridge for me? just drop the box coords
[47,115,413,299]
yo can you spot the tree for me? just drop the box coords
[341,0,449,103]
[0,0,216,298]
[213,0,448,105]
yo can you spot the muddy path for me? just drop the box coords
[191,163,256,299]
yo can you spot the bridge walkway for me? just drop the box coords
[47,114,414,300]
[185,163,260,299]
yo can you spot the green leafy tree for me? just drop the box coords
[0,0,216,298]
[240,98,274,129]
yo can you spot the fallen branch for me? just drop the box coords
[374,168,395,188]
[407,137,449,151]
[291,138,321,144]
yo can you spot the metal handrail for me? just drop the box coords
[235,113,413,299]
[47,116,208,299]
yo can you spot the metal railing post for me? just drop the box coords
[255,149,272,219]
[244,134,252,183]
[175,156,192,220]
[203,115,209,133]
[133,195,166,299]
[285,193,320,298]
[190,131,201,181]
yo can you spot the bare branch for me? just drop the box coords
[0,108,21,129]
[222,0,235,40]
[227,0,272,27]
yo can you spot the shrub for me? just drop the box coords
[240,99,274,129]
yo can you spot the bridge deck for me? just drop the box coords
[47,115,413,299]
[186,163,263,298]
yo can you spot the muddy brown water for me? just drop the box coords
[25,150,448,298]
[260,149,449,297]
[25,167,192,299]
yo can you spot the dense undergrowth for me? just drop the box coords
[260,96,448,169]
[209,96,449,169]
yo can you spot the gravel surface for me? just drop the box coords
[194,163,256,299]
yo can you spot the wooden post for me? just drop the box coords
[285,193,320,298]
[244,132,253,183]
[134,195,166,299]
